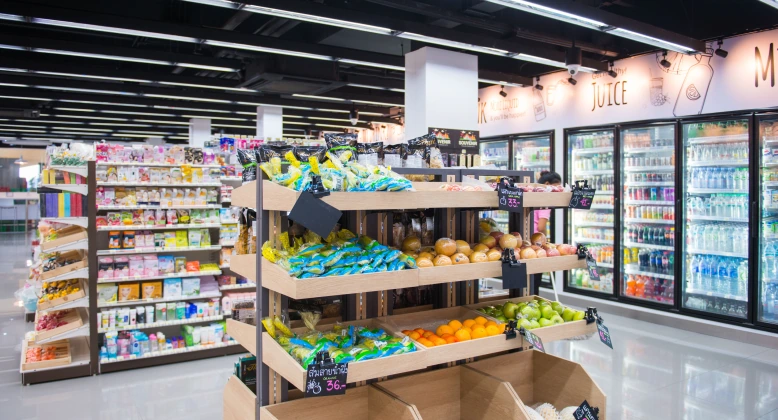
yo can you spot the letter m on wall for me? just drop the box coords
[756,43,775,87]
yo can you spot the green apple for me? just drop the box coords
[538,318,554,328]
[530,319,541,329]
[573,310,586,321]
[540,305,558,320]
[550,314,565,325]
[503,302,519,319]
[496,315,508,323]
[520,305,540,320]
[551,301,565,315]
[538,300,551,307]
[562,308,576,322]
[518,318,533,330]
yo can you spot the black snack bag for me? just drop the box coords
[407,133,438,148]
[236,148,257,182]
[356,141,383,166]
[383,144,403,168]
[294,145,327,163]
[324,133,358,161]
[258,144,294,163]
[403,144,426,168]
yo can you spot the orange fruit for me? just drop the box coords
[454,329,471,341]
[427,334,440,341]
[471,327,488,339]
[485,325,500,336]
[448,320,463,330]
[445,336,458,344]
[462,319,476,328]
[474,316,488,326]
[417,338,434,347]
[495,323,506,333]
[440,333,453,339]
[432,337,447,346]
[402,329,413,335]
[436,325,454,337]
[414,328,425,335]
[409,331,421,340]
[422,331,435,338]
[484,321,498,328]
[460,326,472,335]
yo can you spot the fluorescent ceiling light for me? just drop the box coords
[114,130,175,135]
[53,126,109,131]
[157,81,255,92]
[38,71,151,83]
[135,120,190,125]
[51,130,109,135]
[212,124,254,129]
[397,32,510,56]
[359,112,387,116]
[351,99,404,107]
[175,63,240,72]
[37,85,138,96]
[203,40,332,61]
[315,124,363,130]
[91,123,152,127]
[35,48,172,65]
[347,83,405,93]
[607,28,695,54]
[317,109,351,114]
[112,134,153,138]
[292,94,346,102]
[284,121,313,126]
[0,44,27,51]
[53,108,95,112]
[57,115,129,121]
[760,0,778,9]
[32,18,200,43]
[234,2,394,35]
[0,13,24,22]
[0,83,29,88]
[153,105,231,113]
[285,116,364,123]
[143,94,233,104]
[515,53,567,68]
[182,115,247,121]
[0,124,41,129]
[60,100,147,107]
[17,119,79,124]
[0,129,47,133]
[100,110,176,117]
[0,95,52,101]
[338,59,405,72]
[168,136,190,140]
[283,134,309,138]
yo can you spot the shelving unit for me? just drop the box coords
[223,170,601,417]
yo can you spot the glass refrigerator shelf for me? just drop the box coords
[624,165,675,172]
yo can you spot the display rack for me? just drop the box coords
[223,169,600,419]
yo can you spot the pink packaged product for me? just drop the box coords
[114,256,130,278]
[129,256,145,277]
[98,257,114,279]
[155,209,166,226]
[96,143,110,162]
[143,255,159,277]
[144,232,154,249]
[135,231,146,248]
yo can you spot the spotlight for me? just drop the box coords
[567,77,577,86]
[607,62,617,78]
[714,40,728,58]
[499,85,508,97]
[534,77,543,91]
[660,50,672,69]
[348,107,359,125]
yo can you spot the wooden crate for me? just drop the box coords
[34,307,88,342]
[259,385,419,420]
[374,365,531,420]
[262,318,428,391]
[229,253,256,282]
[40,225,88,252]
[40,250,88,281]
[224,375,256,420]
[466,296,597,344]
[37,278,87,311]
[467,351,607,419]
[21,339,72,371]
[379,306,523,366]
[417,255,585,285]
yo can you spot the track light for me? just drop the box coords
[660,51,672,69]
[714,40,728,58]
[607,62,618,78]
[349,108,359,126]
[567,77,577,86]
[499,85,508,98]
[534,77,543,91]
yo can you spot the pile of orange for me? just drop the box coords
[401,316,504,347]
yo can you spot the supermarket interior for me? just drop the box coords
[1,1,778,419]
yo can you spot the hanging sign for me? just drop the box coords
[305,351,348,398]
[501,248,528,290]
[288,191,342,238]
[521,328,545,353]
[569,180,596,210]
[496,178,524,213]
[572,400,600,420]
[597,319,613,349]
[586,255,600,281]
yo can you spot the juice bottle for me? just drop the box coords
[635,275,646,298]
[625,274,636,296]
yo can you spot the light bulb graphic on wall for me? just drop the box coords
[673,49,714,116]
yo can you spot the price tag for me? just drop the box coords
[573,400,600,420]
[305,351,348,398]
[520,328,545,353]
[569,181,596,210]
[289,191,342,239]
[586,255,600,281]
[501,249,527,290]
[597,319,613,349]
[497,185,523,213]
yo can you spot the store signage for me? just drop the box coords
[590,72,627,112]
[521,328,545,353]
[428,127,479,150]
[305,352,348,398]
[568,187,596,210]
[497,184,523,213]
[597,319,613,349]
[501,249,528,290]
[586,257,600,282]
[288,192,342,238]
[573,400,600,420]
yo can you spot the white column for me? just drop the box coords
[404,47,478,139]
[189,118,211,147]
[256,106,284,140]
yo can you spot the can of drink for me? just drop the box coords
[650,188,658,201]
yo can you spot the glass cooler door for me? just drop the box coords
[568,129,615,295]
[620,124,676,306]
[513,135,551,185]
[682,119,750,319]
[758,115,778,326]
[480,139,510,170]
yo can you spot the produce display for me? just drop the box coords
[35,311,71,331]
[400,316,505,347]
[525,403,581,420]
[25,345,60,363]
[262,316,416,367]
[476,298,586,329]
[262,229,417,278]
[41,252,82,273]
[39,279,81,304]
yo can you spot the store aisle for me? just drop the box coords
[2,232,778,419]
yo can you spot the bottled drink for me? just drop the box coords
[717,257,728,294]
[727,259,739,296]
[690,255,700,289]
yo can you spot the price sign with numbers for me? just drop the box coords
[497,183,523,213]
[597,319,613,349]
[568,187,596,210]
[521,328,545,353]
[305,353,348,398]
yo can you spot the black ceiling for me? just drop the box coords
[0,0,775,148]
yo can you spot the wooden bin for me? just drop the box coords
[40,250,88,281]
[37,278,88,311]
[467,350,607,419]
[21,339,72,371]
[258,385,419,420]
[466,296,597,344]
[417,255,585,285]
[40,225,88,252]
[34,307,88,342]
[380,306,522,366]
[262,318,428,391]
[374,365,531,420]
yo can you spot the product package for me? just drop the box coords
[113,256,130,278]
[185,261,200,272]
[108,231,122,249]
[324,133,358,162]
[188,230,202,248]
[122,231,135,249]
[174,256,187,273]
[141,281,163,299]
[97,284,118,305]
[117,283,139,302]
[163,278,182,298]
[164,232,177,249]
[158,256,175,274]
[182,277,201,297]
[143,255,159,277]
[98,257,115,279]
[236,149,257,182]
[383,144,403,168]
[128,256,144,277]
[356,142,383,166]
[175,230,188,248]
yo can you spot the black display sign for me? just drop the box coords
[521,328,545,353]
[305,352,348,398]
[597,319,613,349]
[569,187,596,209]
[501,248,528,290]
[428,127,480,150]
[497,185,523,213]
[573,400,600,420]
[288,192,342,239]
[586,255,600,281]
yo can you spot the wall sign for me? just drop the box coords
[428,127,479,150]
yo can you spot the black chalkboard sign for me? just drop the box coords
[597,319,613,349]
[497,182,523,213]
[289,192,342,238]
[586,255,600,281]
[305,352,348,398]
[501,249,527,290]
[573,400,600,420]
[521,328,545,353]
[569,187,596,209]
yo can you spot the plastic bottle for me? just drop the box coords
[149,334,159,352]
[701,256,712,291]
[727,259,739,296]
[644,277,655,300]
[716,257,728,294]
[689,255,699,289]
[635,275,645,298]
[765,242,776,282]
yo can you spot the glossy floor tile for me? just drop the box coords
[2,232,778,419]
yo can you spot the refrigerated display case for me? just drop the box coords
[757,114,778,326]
[514,133,551,182]
[681,118,751,319]
[620,124,676,306]
[566,128,616,296]
[480,138,510,170]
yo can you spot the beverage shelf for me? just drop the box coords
[623,146,675,153]
[623,242,674,251]
[687,160,749,167]
[685,288,748,302]
[687,188,748,194]
[686,215,748,223]
[517,161,550,167]
[624,218,675,225]
[574,170,613,176]
[595,191,614,195]
[624,166,674,172]
[597,262,614,269]
[587,204,614,210]
[572,147,613,155]
[97,224,222,231]
[623,200,674,206]
[626,182,674,187]
[573,221,613,227]
[97,245,222,255]
[686,248,748,258]
[573,237,613,245]
[624,264,675,280]
[687,134,749,144]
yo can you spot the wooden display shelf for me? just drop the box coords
[224,375,256,420]
[259,384,419,420]
[466,296,597,344]
[34,307,88,343]
[468,350,607,419]
[40,225,88,252]
[37,279,87,311]
[229,253,256,281]
[40,250,88,281]
[381,306,524,366]
[21,339,72,371]
[226,318,256,356]
[262,262,418,299]
[262,318,428,391]
[417,255,586,285]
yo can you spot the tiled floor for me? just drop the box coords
[1,232,778,419]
